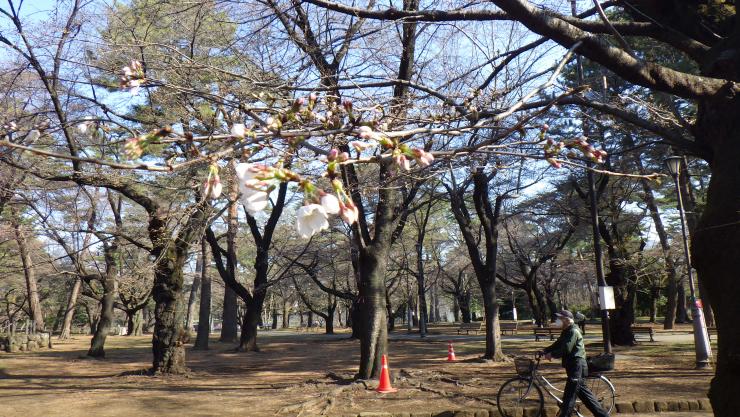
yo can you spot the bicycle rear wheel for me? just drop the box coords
[578,375,615,413]
[497,377,544,417]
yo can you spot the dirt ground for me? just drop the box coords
[0,323,715,417]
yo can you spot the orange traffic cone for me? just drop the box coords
[447,341,457,362]
[376,354,398,393]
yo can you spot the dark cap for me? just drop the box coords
[555,310,574,320]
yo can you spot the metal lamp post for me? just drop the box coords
[664,156,712,369]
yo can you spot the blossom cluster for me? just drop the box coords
[230,161,358,239]
[541,125,607,169]
[120,60,145,96]
[124,126,172,159]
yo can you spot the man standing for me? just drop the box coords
[541,310,610,417]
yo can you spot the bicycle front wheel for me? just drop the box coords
[497,377,544,417]
[580,375,616,413]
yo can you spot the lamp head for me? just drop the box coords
[664,156,682,176]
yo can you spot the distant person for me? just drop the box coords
[539,310,609,417]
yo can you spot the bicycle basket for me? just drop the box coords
[587,353,615,373]
[514,357,534,376]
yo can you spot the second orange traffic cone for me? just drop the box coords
[447,341,457,362]
[376,354,398,393]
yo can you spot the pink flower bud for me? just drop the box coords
[546,157,562,169]
[340,201,359,225]
[328,148,339,161]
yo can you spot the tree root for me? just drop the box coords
[277,380,366,416]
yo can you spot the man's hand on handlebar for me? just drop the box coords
[536,351,552,361]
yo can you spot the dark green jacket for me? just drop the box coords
[543,324,586,367]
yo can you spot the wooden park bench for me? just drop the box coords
[500,322,518,335]
[534,327,559,341]
[631,325,655,342]
[457,322,483,335]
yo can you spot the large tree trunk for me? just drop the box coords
[349,298,362,339]
[525,285,545,326]
[127,310,144,336]
[237,300,263,352]
[325,302,335,334]
[220,286,239,343]
[150,247,188,374]
[237,245,270,352]
[282,301,290,328]
[357,247,389,379]
[85,302,99,335]
[13,221,45,331]
[605,263,636,346]
[459,291,472,323]
[194,238,211,350]
[59,277,82,339]
[692,104,740,416]
[88,244,118,358]
[481,282,505,360]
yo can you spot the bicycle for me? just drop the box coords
[496,353,616,417]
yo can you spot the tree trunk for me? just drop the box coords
[357,247,389,379]
[692,117,740,415]
[85,302,99,335]
[676,281,688,323]
[271,306,278,329]
[150,247,188,374]
[220,286,239,343]
[88,246,118,358]
[349,298,362,339]
[59,277,82,339]
[649,285,659,323]
[194,238,211,350]
[432,284,440,323]
[282,301,290,328]
[237,300,263,352]
[185,253,202,333]
[326,304,335,334]
[416,275,428,337]
[127,310,144,336]
[13,221,45,331]
[544,288,559,322]
[525,286,545,326]
[459,291,471,323]
[482,282,505,360]
[452,298,460,322]
[605,264,636,346]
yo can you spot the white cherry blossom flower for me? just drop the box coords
[296,204,329,239]
[235,163,269,214]
[340,202,359,225]
[320,193,340,215]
